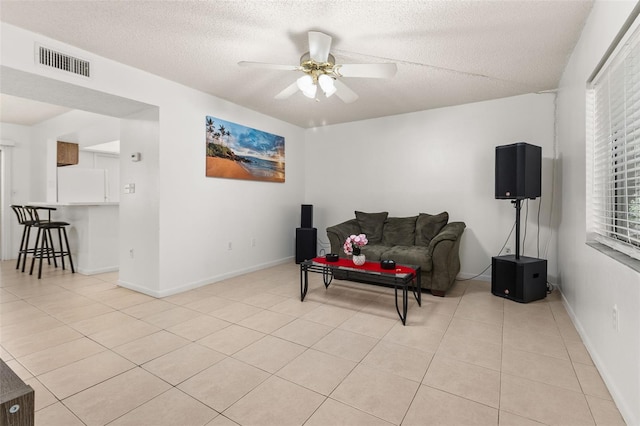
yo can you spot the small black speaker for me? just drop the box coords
[495,142,541,199]
[295,227,317,264]
[301,204,313,228]
[491,255,547,303]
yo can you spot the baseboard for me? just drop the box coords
[560,291,636,426]
[456,271,491,282]
[117,279,158,297]
[76,265,119,275]
[117,256,295,298]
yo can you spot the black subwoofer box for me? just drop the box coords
[491,255,547,303]
[295,228,317,264]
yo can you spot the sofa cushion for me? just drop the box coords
[415,212,449,246]
[381,246,432,272]
[361,244,393,261]
[355,211,388,243]
[382,216,417,246]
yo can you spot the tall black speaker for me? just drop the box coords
[495,142,541,199]
[491,255,547,303]
[301,204,313,228]
[295,228,317,264]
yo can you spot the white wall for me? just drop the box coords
[305,93,556,280]
[0,123,31,202]
[155,91,307,293]
[1,22,306,296]
[0,123,31,259]
[555,1,640,424]
[118,107,160,294]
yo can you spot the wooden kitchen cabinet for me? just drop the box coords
[57,141,79,166]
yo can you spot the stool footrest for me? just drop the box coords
[29,224,75,279]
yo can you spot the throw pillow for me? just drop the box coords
[354,211,388,243]
[382,216,418,246]
[415,212,449,246]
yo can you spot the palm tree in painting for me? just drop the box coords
[218,125,226,148]
[206,117,215,141]
[223,129,231,150]
[206,117,216,156]
[205,118,238,159]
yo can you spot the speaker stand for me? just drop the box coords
[512,199,522,259]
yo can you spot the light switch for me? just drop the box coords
[124,183,136,194]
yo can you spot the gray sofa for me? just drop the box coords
[326,211,465,296]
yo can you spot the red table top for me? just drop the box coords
[311,257,416,276]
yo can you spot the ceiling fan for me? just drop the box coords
[238,31,397,103]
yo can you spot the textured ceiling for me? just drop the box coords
[0,0,594,128]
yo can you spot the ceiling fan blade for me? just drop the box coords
[274,81,300,100]
[308,31,332,63]
[238,61,300,71]
[334,63,397,79]
[333,80,359,103]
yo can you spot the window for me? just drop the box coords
[588,10,640,260]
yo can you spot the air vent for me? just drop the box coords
[37,46,90,77]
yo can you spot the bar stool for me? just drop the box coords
[10,205,41,272]
[25,206,75,279]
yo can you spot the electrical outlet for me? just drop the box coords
[251,238,256,247]
[228,242,232,251]
[505,247,512,254]
[612,304,619,331]
[129,248,134,258]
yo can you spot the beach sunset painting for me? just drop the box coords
[205,116,285,182]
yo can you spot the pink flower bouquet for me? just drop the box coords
[343,234,368,256]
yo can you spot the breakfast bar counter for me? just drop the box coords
[27,202,119,275]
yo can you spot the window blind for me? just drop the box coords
[589,13,640,260]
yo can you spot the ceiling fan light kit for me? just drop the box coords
[297,75,317,98]
[239,30,397,103]
[318,74,337,97]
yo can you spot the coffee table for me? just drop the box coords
[299,257,421,325]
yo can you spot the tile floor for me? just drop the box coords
[0,260,626,426]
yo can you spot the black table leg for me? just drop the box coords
[412,268,422,306]
[403,283,408,322]
[394,282,408,325]
[300,263,309,301]
[322,266,333,288]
